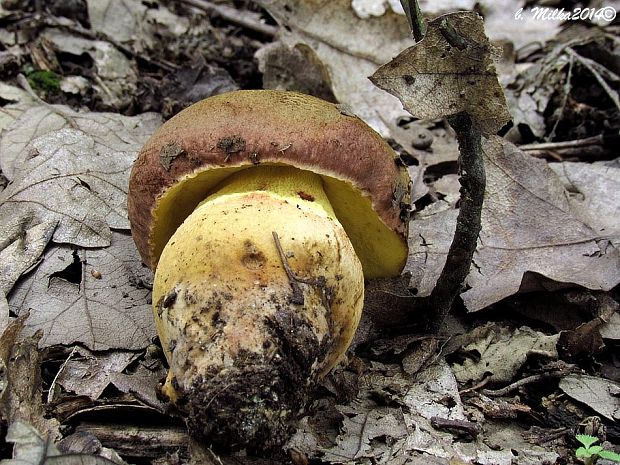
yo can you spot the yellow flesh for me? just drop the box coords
[153,167,365,401]
[151,164,406,278]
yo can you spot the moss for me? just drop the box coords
[26,70,61,93]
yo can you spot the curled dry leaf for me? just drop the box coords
[408,138,620,311]
[9,232,155,350]
[371,11,511,135]
[0,105,161,249]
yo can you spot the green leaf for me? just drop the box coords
[576,447,593,458]
[599,450,620,462]
[589,446,604,455]
[577,435,600,448]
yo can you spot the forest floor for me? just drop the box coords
[0,1,619,464]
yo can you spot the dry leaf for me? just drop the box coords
[56,348,138,400]
[559,374,620,421]
[450,323,559,384]
[407,138,620,311]
[549,161,620,237]
[0,83,37,141]
[2,421,118,465]
[9,232,155,350]
[42,30,138,109]
[87,0,189,50]
[256,0,414,136]
[0,105,160,249]
[371,11,511,134]
[0,221,56,295]
[0,315,60,441]
[321,406,408,462]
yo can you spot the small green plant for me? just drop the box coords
[576,434,620,465]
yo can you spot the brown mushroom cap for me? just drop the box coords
[128,90,410,278]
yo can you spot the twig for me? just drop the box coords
[425,113,484,333]
[272,231,332,309]
[548,51,573,141]
[566,47,620,112]
[75,423,188,457]
[399,0,426,42]
[458,375,491,395]
[481,370,570,397]
[177,0,278,37]
[47,346,78,403]
[520,135,604,151]
[430,417,480,438]
[272,231,305,305]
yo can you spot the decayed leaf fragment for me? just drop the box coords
[449,323,559,384]
[370,11,511,134]
[0,314,60,441]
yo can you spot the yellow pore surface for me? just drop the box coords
[152,167,365,391]
[151,165,407,278]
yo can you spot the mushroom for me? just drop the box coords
[128,90,410,450]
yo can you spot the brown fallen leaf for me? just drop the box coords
[371,11,511,135]
[0,104,160,252]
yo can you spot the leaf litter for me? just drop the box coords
[1,0,619,464]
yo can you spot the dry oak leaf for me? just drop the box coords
[371,11,511,135]
[0,106,160,250]
[9,232,155,350]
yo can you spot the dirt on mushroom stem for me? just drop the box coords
[152,168,364,451]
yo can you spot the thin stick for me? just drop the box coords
[178,0,277,37]
[566,47,620,112]
[520,135,604,151]
[425,113,485,333]
[399,0,426,42]
[272,231,305,305]
[481,370,571,397]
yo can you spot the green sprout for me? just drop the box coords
[576,435,620,465]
